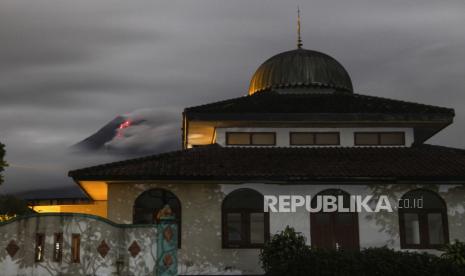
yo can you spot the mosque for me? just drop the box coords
[3,16,465,275]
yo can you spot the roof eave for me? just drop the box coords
[185,112,453,123]
[70,175,465,184]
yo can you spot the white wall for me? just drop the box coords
[106,182,465,274]
[216,127,414,147]
[220,183,464,252]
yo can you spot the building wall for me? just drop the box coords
[107,182,465,275]
[108,182,258,275]
[0,213,158,276]
[215,127,414,147]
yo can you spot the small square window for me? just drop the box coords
[250,213,265,244]
[354,133,379,145]
[380,133,404,145]
[53,233,63,263]
[251,133,275,145]
[291,132,339,145]
[404,213,420,245]
[226,213,242,242]
[226,133,250,145]
[290,133,314,145]
[226,132,275,146]
[315,133,339,145]
[355,132,405,146]
[35,233,45,262]
[71,234,81,263]
[427,213,445,245]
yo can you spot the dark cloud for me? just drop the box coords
[1,0,465,195]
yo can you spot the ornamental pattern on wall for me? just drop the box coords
[128,241,141,257]
[6,240,19,258]
[0,214,169,276]
[97,240,110,258]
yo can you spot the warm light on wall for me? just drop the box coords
[188,134,204,139]
[80,181,108,200]
[33,205,61,213]
[32,201,108,218]
[186,123,215,147]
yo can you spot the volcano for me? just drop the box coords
[71,109,180,155]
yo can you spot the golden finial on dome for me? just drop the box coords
[297,6,303,49]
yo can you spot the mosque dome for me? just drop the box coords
[248,48,353,95]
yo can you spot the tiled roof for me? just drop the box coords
[69,144,465,182]
[184,92,454,120]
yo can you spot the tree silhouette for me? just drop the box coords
[0,142,6,186]
[0,195,34,222]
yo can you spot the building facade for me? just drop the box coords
[64,47,465,275]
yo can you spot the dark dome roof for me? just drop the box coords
[248,48,353,95]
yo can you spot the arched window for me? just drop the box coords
[133,188,181,247]
[399,189,449,249]
[310,189,359,250]
[222,188,269,248]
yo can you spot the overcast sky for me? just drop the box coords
[1,0,465,196]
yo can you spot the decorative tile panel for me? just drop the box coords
[128,241,141,257]
[97,240,110,258]
[163,226,173,242]
[157,217,178,276]
[6,240,19,258]
[163,254,173,267]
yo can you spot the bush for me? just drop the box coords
[260,226,465,276]
[259,226,310,275]
[441,240,465,266]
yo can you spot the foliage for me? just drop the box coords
[0,214,16,222]
[0,194,33,222]
[0,144,32,222]
[259,226,310,275]
[441,240,465,266]
[0,142,6,186]
[260,226,465,276]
